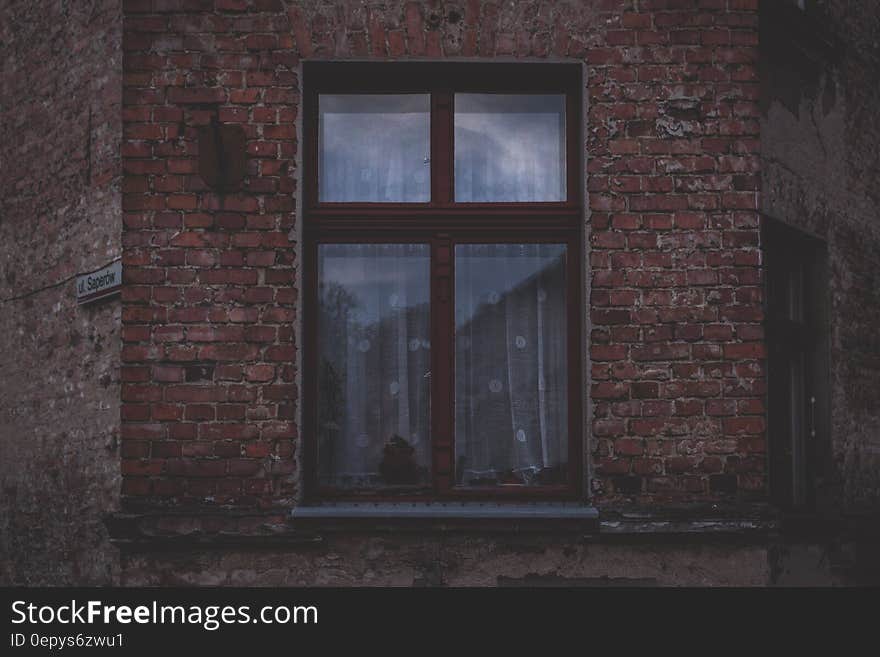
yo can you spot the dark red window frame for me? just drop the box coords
[302,61,584,501]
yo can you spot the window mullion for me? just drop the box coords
[431,236,454,492]
[431,90,453,207]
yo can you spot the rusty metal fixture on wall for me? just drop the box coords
[198,117,246,191]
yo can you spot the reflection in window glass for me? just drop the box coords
[317,244,431,488]
[319,95,431,202]
[455,94,566,202]
[454,244,568,487]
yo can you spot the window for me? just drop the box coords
[303,63,583,500]
[764,218,829,509]
[318,94,431,202]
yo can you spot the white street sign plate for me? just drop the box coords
[76,260,122,305]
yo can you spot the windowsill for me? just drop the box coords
[290,502,599,523]
[290,502,599,532]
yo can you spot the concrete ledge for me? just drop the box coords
[288,502,600,534]
[105,503,827,552]
[106,511,323,552]
[291,502,599,520]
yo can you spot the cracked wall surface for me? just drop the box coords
[0,0,123,585]
[760,0,880,511]
[121,537,772,587]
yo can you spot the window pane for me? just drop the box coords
[454,244,568,487]
[454,94,566,202]
[319,95,431,202]
[317,244,431,488]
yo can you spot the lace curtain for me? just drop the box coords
[319,94,430,202]
[454,244,569,486]
[454,94,566,202]
[318,243,568,488]
[317,244,431,488]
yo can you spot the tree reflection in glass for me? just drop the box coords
[317,244,431,488]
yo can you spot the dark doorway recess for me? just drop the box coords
[763,217,830,510]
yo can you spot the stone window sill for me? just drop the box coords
[289,502,600,533]
[291,501,599,519]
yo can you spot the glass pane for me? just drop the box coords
[319,94,430,202]
[454,244,568,487]
[317,244,431,488]
[455,94,566,202]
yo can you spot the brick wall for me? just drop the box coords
[121,0,300,509]
[119,0,764,510]
[0,0,122,584]
[585,0,763,500]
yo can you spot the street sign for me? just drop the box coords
[76,260,122,305]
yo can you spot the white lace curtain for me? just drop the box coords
[317,244,431,488]
[318,243,568,488]
[454,243,569,486]
[319,93,566,203]
[319,94,430,202]
[454,93,566,202]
